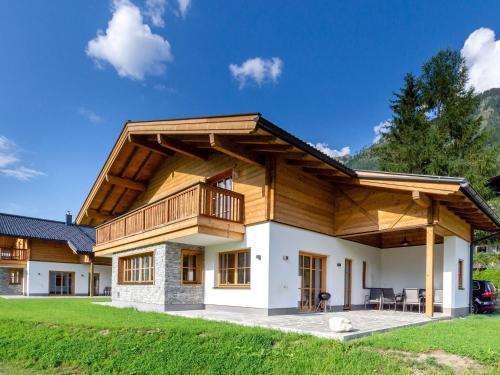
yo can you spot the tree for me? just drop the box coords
[376,49,499,199]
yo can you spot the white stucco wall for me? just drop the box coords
[268,222,381,309]
[380,244,444,292]
[443,236,470,311]
[26,261,111,296]
[204,223,271,308]
[94,265,112,295]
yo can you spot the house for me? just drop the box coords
[76,113,500,317]
[0,212,111,296]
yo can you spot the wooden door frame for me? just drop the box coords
[89,272,100,296]
[344,258,352,310]
[298,251,327,312]
[48,271,75,296]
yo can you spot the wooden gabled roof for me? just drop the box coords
[76,113,500,233]
[76,113,354,226]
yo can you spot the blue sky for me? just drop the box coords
[0,0,499,221]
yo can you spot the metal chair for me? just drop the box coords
[403,288,423,312]
[364,288,383,310]
[381,288,397,310]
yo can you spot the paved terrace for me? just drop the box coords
[165,309,449,341]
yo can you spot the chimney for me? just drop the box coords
[65,211,72,226]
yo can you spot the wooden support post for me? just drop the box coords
[89,259,94,297]
[425,225,434,317]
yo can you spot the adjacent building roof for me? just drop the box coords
[0,213,95,254]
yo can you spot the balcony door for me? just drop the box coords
[298,252,326,311]
[49,271,75,296]
[207,170,233,220]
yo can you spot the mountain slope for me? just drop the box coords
[344,88,500,170]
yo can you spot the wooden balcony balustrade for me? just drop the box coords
[0,248,28,261]
[96,182,244,245]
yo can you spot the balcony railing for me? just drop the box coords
[0,248,28,261]
[96,182,244,246]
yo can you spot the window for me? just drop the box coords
[218,249,250,287]
[119,253,154,284]
[458,259,464,289]
[207,170,234,220]
[181,250,202,284]
[362,261,367,289]
[9,269,22,285]
[207,170,233,190]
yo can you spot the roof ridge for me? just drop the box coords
[0,212,66,224]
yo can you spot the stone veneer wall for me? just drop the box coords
[0,268,23,295]
[112,242,204,311]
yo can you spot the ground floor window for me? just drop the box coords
[49,271,74,295]
[119,252,154,284]
[9,269,22,285]
[218,248,250,287]
[181,250,202,284]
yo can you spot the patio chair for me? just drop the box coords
[433,289,443,313]
[381,288,397,311]
[403,288,422,313]
[364,288,383,310]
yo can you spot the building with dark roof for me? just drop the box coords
[0,212,111,296]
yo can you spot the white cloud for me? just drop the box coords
[0,135,45,181]
[461,27,500,93]
[176,0,191,17]
[86,0,173,80]
[229,57,283,89]
[373,120,391,143]
[309,143,351,158]
[0,167,46,181]
[78,108,102,124]
[145,0,167,27]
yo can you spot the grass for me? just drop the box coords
[0,298,498,374]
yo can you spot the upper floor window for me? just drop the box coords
[207,170,233,190]
[9,269,22,285]
[218,248,250,287]
[181,250,202,284]
[119,252,154,284]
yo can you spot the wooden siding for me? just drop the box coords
[273,157,336,235]
[131,153,267,225]
[333,184,428,236]
[30,239,81,264]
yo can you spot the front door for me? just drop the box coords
[299,252,326,311]
[344,259,352,309]
[49,271,74,295]
[89,273,100,296]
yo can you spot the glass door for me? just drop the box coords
[299,253,326,311]
[49,271,74,295]
[344,259,352,310]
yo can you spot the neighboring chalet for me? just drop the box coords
[76,113,500,317]
[0,212,111,296]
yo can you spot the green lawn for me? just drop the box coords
[0,298,498,374]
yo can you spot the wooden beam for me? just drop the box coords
[157,134,207,160]
[229,135,277,144]
[285,159,323,167]
[412,191,431,208]
[247,144,293,152]
[209,134,264,165]
[302,167,340,176]
[128,134,173,156]
[85,209,114,222]
[105,174,146,192]
[425,224,434,317]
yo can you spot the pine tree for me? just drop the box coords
[376,49,498,199]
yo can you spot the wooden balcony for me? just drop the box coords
[94,182,245,254]
[0,248,28,265]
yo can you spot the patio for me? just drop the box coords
[164,308,449,341]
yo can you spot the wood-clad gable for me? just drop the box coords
[76,113,499,250]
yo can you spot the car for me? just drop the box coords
[472,279,497,314]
